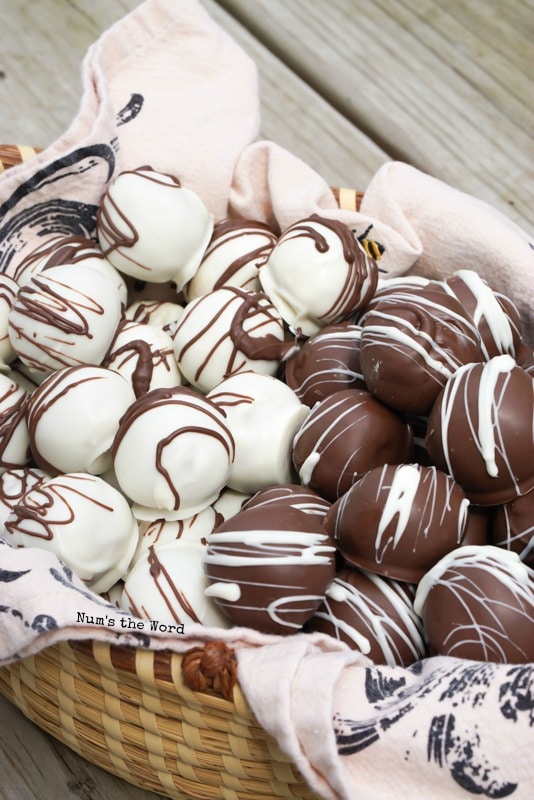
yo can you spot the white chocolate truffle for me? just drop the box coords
[132,506,218,566]
[103,319,182,398]
[6,234,128,305]
[259,214,378,336]
[96,167,214,289]
[0,467,50,528]
[3,472,139,594]
[0,274,18,371]
[7,262,122,376]
[26,365,136,475]
[0,374,30,473]
[112,386,235,521]
[121,540,231,628]
[186,219,277,301]
[125,299,184,328]
[170,286,292,393]
[208,371,309,493]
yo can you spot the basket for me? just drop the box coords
[0,144,366,800]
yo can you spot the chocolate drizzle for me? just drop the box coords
[146,545,202,624]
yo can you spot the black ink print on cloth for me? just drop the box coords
[117,93,144,126]
[0,143,116,274]
[333,660,534,796]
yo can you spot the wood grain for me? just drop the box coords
[218,0,534,231]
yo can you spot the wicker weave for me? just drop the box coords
[0,144,363,800]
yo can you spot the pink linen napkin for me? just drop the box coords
[1,2,533,799]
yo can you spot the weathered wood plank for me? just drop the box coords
[217,0,534,232]
[0,695,161,800]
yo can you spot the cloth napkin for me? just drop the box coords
[0,2,533,799]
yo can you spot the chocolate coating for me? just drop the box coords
[292,388,413,502]
[414,546,534,663]
[444,269,522,360]
[425,355,534,505]
[359,283,482,415]
[326,463,469,583]
[243,483,331,519]
[491,489,534,567]
[283,322,366,407]
[307,566,426,666]
[204,504,336,635]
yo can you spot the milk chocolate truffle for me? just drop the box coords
[461,505,491,547]
[491,490,534,567]
[327,463,469,583]
[97,166,214,289]
[4,472,139,594]
[292,388,413,502]
[207,371,309,493]
[444,269,522,360]
[186,218,277,300]
[112,386,235,521]
[0,374,30,472]
[103,319,182,398]
[259,214,378,336]
[7,262,123,376]
[0,467,50,528]
[284,322,366,407]
[243,483,331,519]
[0,274,18,371]
[359,282,482,415]
[122,540,231,628]
[7,233,128,304]
[204,504,336,634]
[170,287,293,393]
[26,365,136,476]
[425,355,534,505]
[307,566,426,666]
[414,546,534,663]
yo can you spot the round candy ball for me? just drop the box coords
[307,566,426,666]
[425,355,534,505]
[326,463,469,583]
[204,504,336,634]
[292,388,413,502]
[414,546,534,663]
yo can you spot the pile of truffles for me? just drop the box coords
[1,165,533,667]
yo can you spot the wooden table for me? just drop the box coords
[0,1,532,798]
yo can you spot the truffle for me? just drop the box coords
[112,386,235,521]
[186,218,277,300]
[444,269,522,360]
[207,371,309,493]
[7,262,123,376]
[0,373,30,472]
[97,166,214,289]
[26,365,136,476]
[170,286,292,393]
[491,489,534,567]
[283,322,366,407]
[307,566,426,666]
[259,214,378,336]
[121,540,231,628]
[425,355,534,505]
[243,483,331,519]
[414,546,534,663]
[3,472,139,594]
[292,388,413,502]
[103,319,182,398]
[326,463,469,583]
[204,504,336,634]
[359,282,482,415]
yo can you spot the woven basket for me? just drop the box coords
[0,144,367,800]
